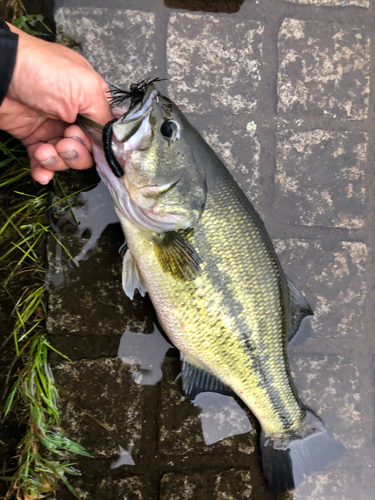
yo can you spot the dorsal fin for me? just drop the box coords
[286,276,313,343]
[180,354,234,400]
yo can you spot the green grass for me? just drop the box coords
[4,0,53,36]
[0,136,92,500]
[0,6,96,498]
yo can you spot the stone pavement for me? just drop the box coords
[48,0,375,498]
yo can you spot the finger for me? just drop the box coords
[80,77,113,126]
[64,124,92,153]
[31,142,69,173]
[100,77,110,95]
[55,137,94,170]
[22,118,67,148]
[29,157,55,185]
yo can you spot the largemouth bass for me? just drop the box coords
[80,80,344,494]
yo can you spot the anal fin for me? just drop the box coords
[180,353,234,400]
[122,249,147,300]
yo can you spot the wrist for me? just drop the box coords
[6,24,50,108]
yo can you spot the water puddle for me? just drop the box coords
[47,181,120,288]
[193,392,252,446]
[118,326,172,385]
[71,182,120,264]
[111,444,135,468]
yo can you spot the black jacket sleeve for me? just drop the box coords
[0,20,19,106]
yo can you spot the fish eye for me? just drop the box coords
[160,120,180,142]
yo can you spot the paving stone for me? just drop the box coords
[286,0,369,6]
[167,13,263,115]
[159,470,254,500]
[278,19,370,120]
[53,358,143,458]
[293,468,363,500]
[46,181,155,337]
[362,452,375,500]
[275,130,367,228]
[55,7,156,86]
[190,115,261,204]
[214,469,253,499]
[159,358,256,455]
[54,476,143,500]
[275,239,367,339]
[288,353,365,450]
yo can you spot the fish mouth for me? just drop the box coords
[123,83,158,121]
[77,84,158,148]
[112,84,158,143]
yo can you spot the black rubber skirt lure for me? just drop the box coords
[103,78,165,179]
[102,117,123,178]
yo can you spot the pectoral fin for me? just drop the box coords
[122,249,147,300]
[286,276,313,343]
[153,230,202,281]
[180,353,234,400]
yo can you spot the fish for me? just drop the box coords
[79,80,345,494]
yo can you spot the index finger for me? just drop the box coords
[80,76,112,126]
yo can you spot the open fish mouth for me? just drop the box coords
[118,83,158,123]
[102,84,159,178]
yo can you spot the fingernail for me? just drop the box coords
[39,179,50,186]
[40,156,56,167]
[68,135,84,145]
[60,150,78,162]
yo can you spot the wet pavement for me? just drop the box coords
[48,0,375,498]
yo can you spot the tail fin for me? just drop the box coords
[260,409,346,494]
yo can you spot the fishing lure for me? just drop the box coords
[103,78,165,178]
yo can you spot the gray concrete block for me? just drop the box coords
[293,468,363,500]
[278,19,370,120]
[167,13,263,115]
[159,470,254,499]
[275,130,367,228]
[288,353,365,450]
[275,238,367,339]
[46,180,154,337]
[189,114,261,204]
[55,7,156,86]
[53,358,143,458]
[55,476,143,500]
[286,0,369,6]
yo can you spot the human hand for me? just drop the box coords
[0,23,112,184]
